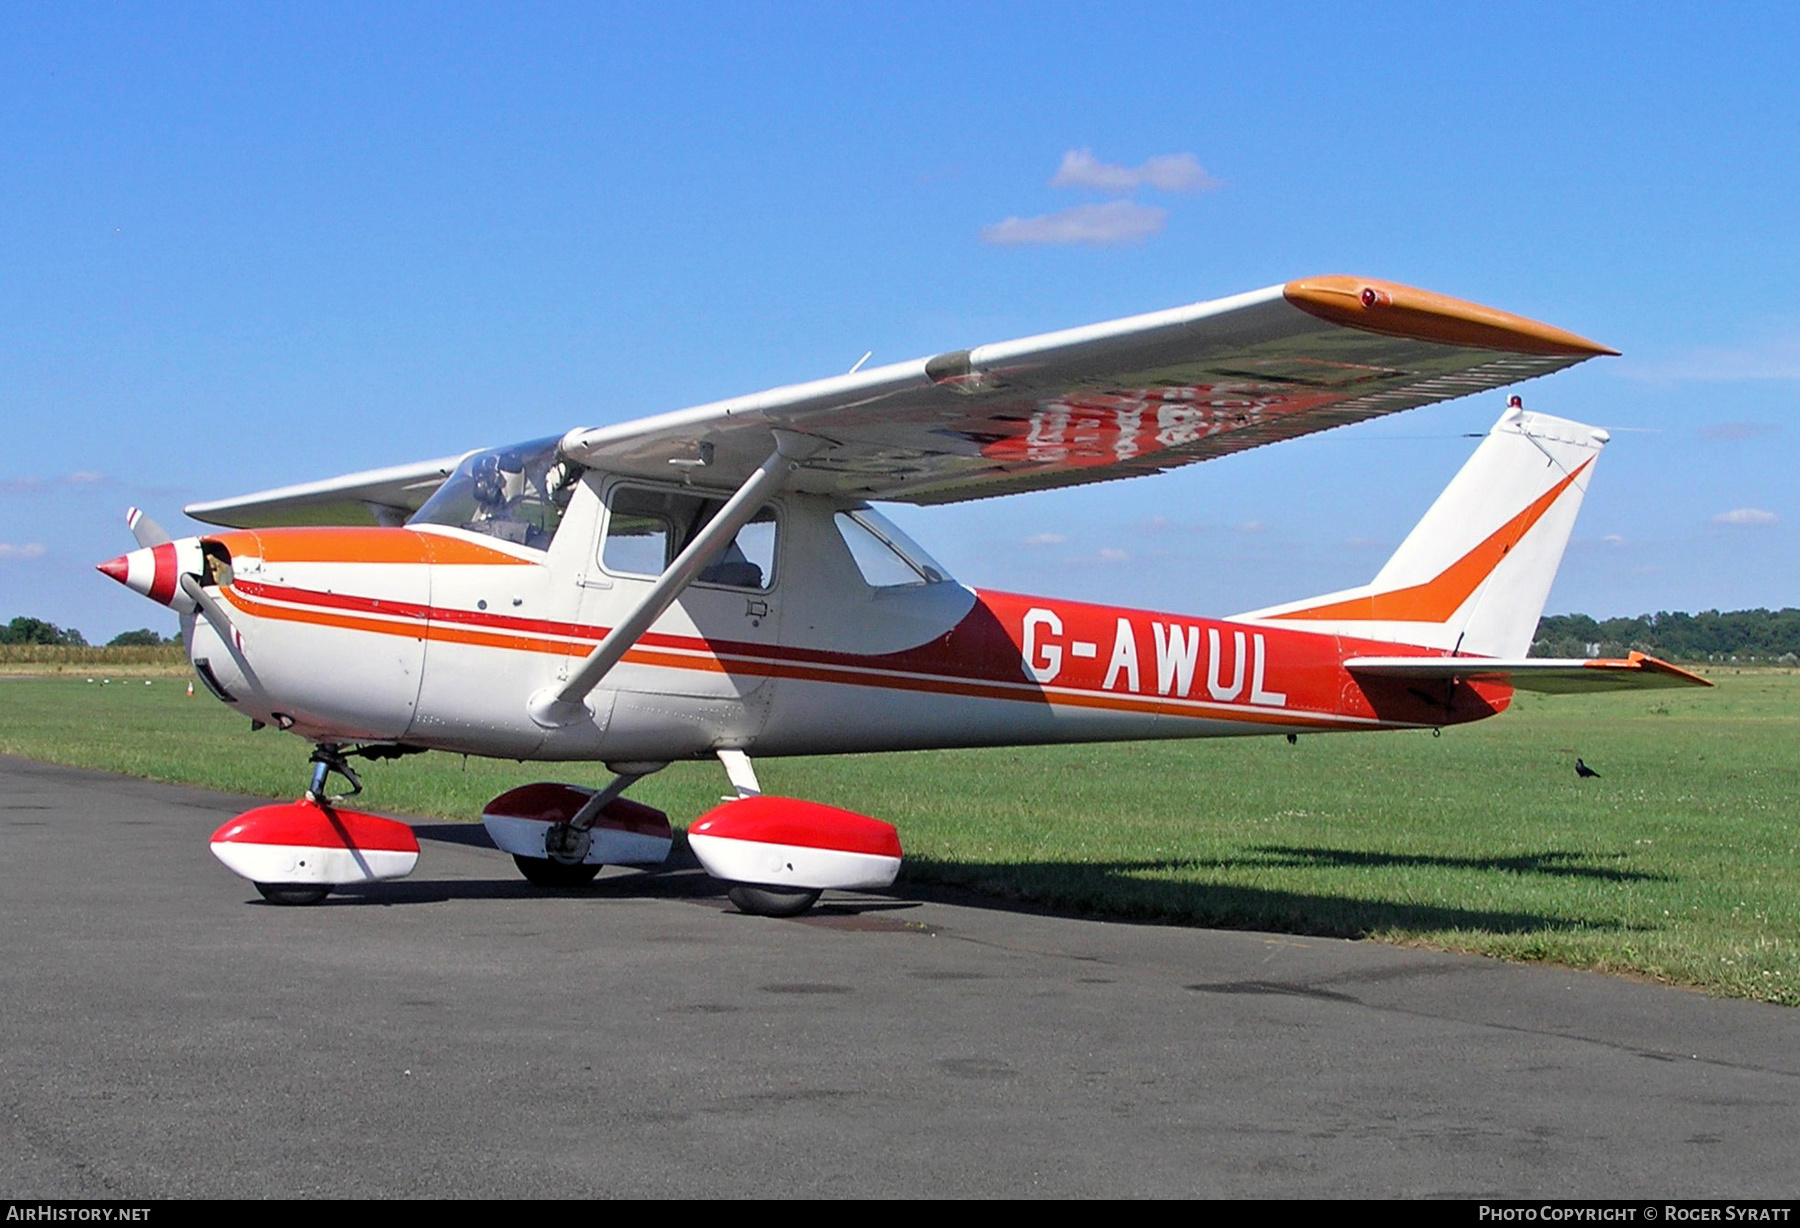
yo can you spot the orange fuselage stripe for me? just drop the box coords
[212,527,534,567]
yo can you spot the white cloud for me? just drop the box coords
[1050,149,1218,195]
[1097,547,1130,561]
[1702,421,1779,440]
[1237,520,1266,534]
[1627,329,1800,382]
[2,472,106,492]
[1602,533,1627,546]
[1711,508,1778,527]
[1024,532,1067,545]
[980,201,1167,247]
[0,542,47,561]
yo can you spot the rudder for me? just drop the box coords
[1239,405,1608,658]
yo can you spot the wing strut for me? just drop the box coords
[526,430,825,728]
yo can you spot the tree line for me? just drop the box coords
[0,616,172,648]
[8,608,1799,662]
[1531,609,1800,664]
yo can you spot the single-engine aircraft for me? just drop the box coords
[99,275,1710,914]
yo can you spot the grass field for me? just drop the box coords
[3,664,1795,1004]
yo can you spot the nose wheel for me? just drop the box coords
[255,882,332,906]
[210,743,424,904]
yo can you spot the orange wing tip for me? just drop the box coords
[1283,275,1619,358]
[1596,651,1714,688]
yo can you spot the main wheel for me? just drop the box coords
[513,855,602,889]
[727,884,822,917]
[255,882,331,906]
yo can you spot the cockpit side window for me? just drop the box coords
[834,507,950,588]
[408,436,581,551]
[602,485,777,591]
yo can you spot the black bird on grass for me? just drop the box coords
[1575,758,1601,779]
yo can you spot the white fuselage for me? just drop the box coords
[180,472,1499,764]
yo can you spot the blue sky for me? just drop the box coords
[4,2,1796,641]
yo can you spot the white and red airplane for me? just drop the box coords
[99,275,1708,913]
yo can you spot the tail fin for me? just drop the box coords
[1239,405,1608,658]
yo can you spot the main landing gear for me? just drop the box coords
[481,767,675,893]
[512,856,603,890]
[484,753,903,918]
[726,885,823,918]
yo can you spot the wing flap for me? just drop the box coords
[1344,651,1711,694]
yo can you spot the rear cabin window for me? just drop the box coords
[602,486,777,591]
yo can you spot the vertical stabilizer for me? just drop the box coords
[1238,406,1608,657]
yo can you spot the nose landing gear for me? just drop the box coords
[208,743,423,905]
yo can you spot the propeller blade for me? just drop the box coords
[126,507,172,548]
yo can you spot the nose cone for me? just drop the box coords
[96,543,180,605]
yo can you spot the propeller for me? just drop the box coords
[98,508,201,617]
[126,506,172,548]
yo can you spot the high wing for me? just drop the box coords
[1344,652,1711,694]
[185,276,1613,526]
[186,454,466,529]
[560,275,1614,504]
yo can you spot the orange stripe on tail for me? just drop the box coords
[1271,457,1592,625]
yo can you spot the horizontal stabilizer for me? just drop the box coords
[1344,651,1711,694]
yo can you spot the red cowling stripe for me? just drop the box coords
[147,542,178,606]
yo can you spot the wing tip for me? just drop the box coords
[1283,275,1619,359]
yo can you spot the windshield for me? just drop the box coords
[834,507,952,587]
[409,436,581,551]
